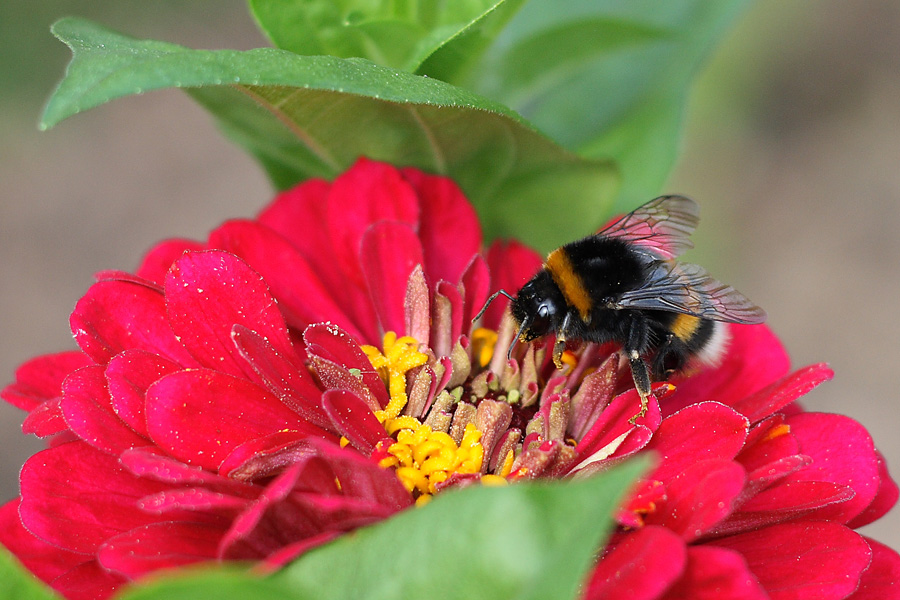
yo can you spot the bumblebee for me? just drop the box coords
[476,195,766,421]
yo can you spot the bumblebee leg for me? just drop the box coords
[625,319,652,424]
[552,313,573,369]
[628,350,652,424]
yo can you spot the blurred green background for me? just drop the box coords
[1,0,898,552]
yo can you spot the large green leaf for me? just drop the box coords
[455,0,751,211]
[114,457,647,600]
[247,0,525,75]
[0,546,60,600]
[43,17,617,252]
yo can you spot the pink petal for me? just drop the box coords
[164,250,296,380]
[70,279,193,366]
[664,324,790,415]
[146,369,325,472]
[209,220,361,338]
[360,221,425,337]
[848,450,899,528]
[847,538,900,600]
[482,240,542,329]
[433,281,464,357]
[98,521,225,578]
[644,459,746,542]
[326,158,420,287]
[585,526,687,600]
[2,351,92,411]
[19,441,165,554]
[404,265,431,344]
[647,402,749,483]
[105,350,180,438]
[710,521,872,600]
[661,546,768,600]
[322,390,388,455]
[786,412,881,523]
[731,363,833,423]
[61,365,149,454]
[401,167,482,284]
[136,238,205,285]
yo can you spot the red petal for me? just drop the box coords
[61,365,149,454]
[50,560,126,600]
[119,447,257,498]
[576,390,660,463]
[219,430,329,481]
[21,397,68,437]
[664,324,790,415]
[710,522,872,600]
[661,546,768,600]
[105,350,180,438]
[19,441,164,554]
[326,158,420,287]
[232,325,333,431]
[136,238,205,285]
[847,538,900,600]
[731,363,833,423]
[322,390,387,455]
[360,221,424,337]
[304,322,388,408]
[146,369,325,471]
[483,240,542,329]
[164,250,296,380]
[209,220,362,338]
[2,351,92,411]
[646,402,749,483]
[459,255,491,329]
[401,167,482,284]
[98,521,225,578]
[257,177,331,265]
[786,412,881,523]
[432,281,464,358]
[70,279,193,366]
[404,265,431,344]
[644,459,746,542]
[711,522,872,600]
[848,450,899,528]
[585,526,687,600]
[0,499,87,584]
[713,480,855,537]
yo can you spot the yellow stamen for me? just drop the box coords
[762,423,791,442]
[362,333,490,502]
[471,327,499,368]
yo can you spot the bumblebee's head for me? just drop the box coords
[510,271,565,342]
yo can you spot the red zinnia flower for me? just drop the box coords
[2,158,898,600]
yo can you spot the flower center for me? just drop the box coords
[362,333,490,504]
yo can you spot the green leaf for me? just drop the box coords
[459,1,752,211]
[113,566,299,600]
[43,17,617,252]
[274,456,649,600]
[247,0,522,74]
[0,545,61,600]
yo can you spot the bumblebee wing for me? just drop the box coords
[615,262,767,324]
[599,195,700,260]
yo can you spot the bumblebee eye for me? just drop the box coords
[538,305,549,318]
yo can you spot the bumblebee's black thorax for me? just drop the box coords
[545,235,648,321]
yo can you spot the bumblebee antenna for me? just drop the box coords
[472,289,515,323]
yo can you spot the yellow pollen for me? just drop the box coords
[471,327,499,367]
[761,423,791,442]
[362,332,488,502]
